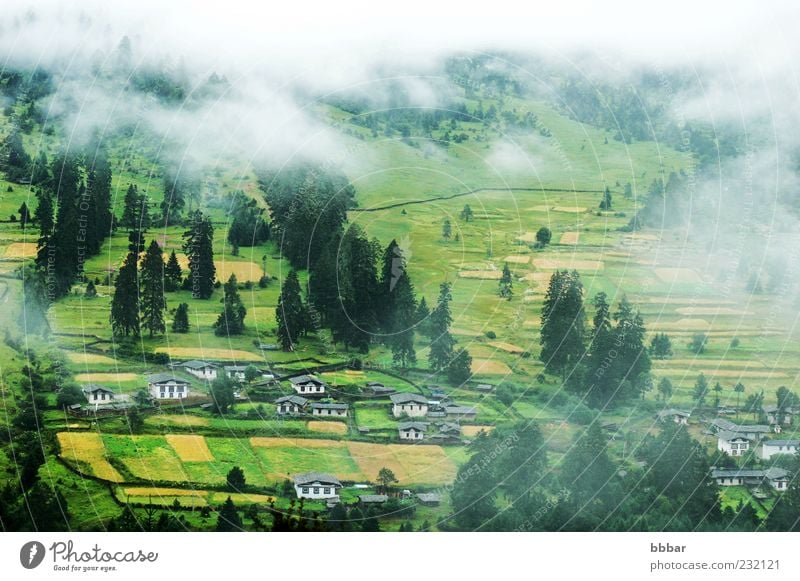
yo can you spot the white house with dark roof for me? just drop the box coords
[147,373,191,400]
[761,439,800,460]
[293,472,342,500]
[398,421,428,441]
[275,395,308,416]
[657,409,690,425]
[711,467,790,491]
[310,402,348,417]
[763,405,795,427]
[289,375,327,396]
[717,430,754,457]
[390,393,429,418]
[182,360,219,380]
[82,385,115,403]
[223,365,248,382]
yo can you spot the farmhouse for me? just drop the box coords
[475,383,494,393]
[365,381,396,397]
[709,418,771,441]
[223,365,248,382]
[358,494,388,505]
[717,430,754,457]
[657,409,690,425]
[275,395,308,416]
[711,467,789,491]
[182,360,219,380]
[762,405,794,426]
[82,385,115,403]
[147,373,191,400]
[761,439,800,460]
[289,375,327,396]
[398,421,428,441]
[310,402,349,417]
[293,472,342,500]
[416,492,441,506]
[391,393,429,417]
[444,405,478,420]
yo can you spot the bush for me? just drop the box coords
[258,276,270,288]
[485,330,497,339]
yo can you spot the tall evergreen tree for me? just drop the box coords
[110,251,141,337]
[612,296,651,399]
[499,262,513,299]
[139,240,167,337]
[540,270,585,378]
[182,210,215,299]
[332,225,378,352]
[172,302,190,333]
[164,250,183,291]
[429,282,455,372]
[276,270,306,351]
[85,150,113,253]
[18,202,31,228]
[214,274,247,336]
[121,184,141,229]
[48,153,83,297]
[415,296,432,338]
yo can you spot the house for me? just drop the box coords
[763,405,794,426]
[293,472,342,500]
[398,421,428,441]
[761,439,800,460]
[656,409,691,425]
[475,383,494,393]
[365,382,396,397]
[147,373,191,400]
[82,385,115,403]
[275,395,308,416]
[709,418,771,441]
[289,375,327,396]
[310,402,348,417]
[429,422,461,443]
[181,360,219,380]
[717,430,754,457]
[416,493,441,506]
[358,494,388,505]
[711,467,790,491]
[224,365,249,382]
[428,387,447,399]
[444,405,477,420]
[391,393,429,418]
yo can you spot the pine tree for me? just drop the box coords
[276,270,306,350]
[540,271,585,378]
[164,250,183,291]
[657,377,673,402]
[583,292,616,406]
[216,497,243,532]
[85,150,113,253]
[415,296,432,338]
[214,274,247,336]
[429,282,455,372]
[447,348,472,385]
[389,270,418,367]
[332,225,378,352]
[48,154,83,297]
[121,184,141,229]
[499,262,513,299]
[172,303,190,333]
[612,296,651,400]
[18,202,31,228]
[442,219,452,240]
[182,210,215,299]
[110,251,140,337]
[692,373,709,406]
[599,186,613,210]
[85,280,97,298]
[139,240,167,337]
[460,204,474,221]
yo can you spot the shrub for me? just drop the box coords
[485,330,497,339]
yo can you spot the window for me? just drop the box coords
[313,487,320,494]
[160,386,165,393]
[302,487,309,494]
[324,488,331,495]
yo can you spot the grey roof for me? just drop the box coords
[438,422,461,433]
[183,360,218,369]
[358,494,389,503]
[711,467,789,480]
[82,384,115,394]
[390,393,428,405]
[416,493,441,502]
[147,373,190,385]
[763,405,794,413]
[275,395,308,406]
[311,402,348,410]
[399,421,428,432]
[289,375,325,385]
[711,418,770,433]
[765,467,790,480]
[657,409,690,418]
[366,381,385,388]
[445,405,477,415]
[293,472,342,486]
[224,365,248,372]
[718,430,754,442]
[475,383,494,391]
[763,439,800,447]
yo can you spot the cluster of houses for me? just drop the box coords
[291,471,442,508]
[274,375,350,418]
[708,418,796,460]
[711,467,790,491]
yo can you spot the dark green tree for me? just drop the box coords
[499,262,513,299]
[210,375,236,414]
[216,497,243,531]
[276,270,306,351]
[110,251,141,337]
[442,218,452,240]
[172,302,190,333]
[692,373,709,406]
[428,282,455,372]
[540,271,585,378]
[447,348,472,385]
[139,240,167,337]
[213,274,246,336]
[649,333,673,359]
[226,466,246,491]
[535,226,552,247]
[182,210,216,299]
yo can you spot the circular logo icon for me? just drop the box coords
[20,541,46,569]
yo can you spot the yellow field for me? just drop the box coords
[471,358,512,375]
[488,341,526,354]
[654,359,765,368]
[57,432,123,482]
[654,268,704,283]
[346,441,458,485]
[166,434,215,462]
[147,414,210,427]
[123,487,206,498]
[66,352,119,365]
[559,232,580,245]
[307,421,348,434]
[462,425,495,437]
[459,270,502,279]
[122,439,190,481]
[154,347,263,361]
[74,372,139,383]
[176,255,265,282]
[502,255,530,264]
[533,258,603,270]
[3,242,37,258]
[209,492,275,504]
[250,437,342,448]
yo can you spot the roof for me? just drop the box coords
[763,439,800,447]
[416,493,441,503]
[438,422,461,433]
[475,383,494,391]
[390,393,428,405]
[657,409,690,418]
[711,467,789,480]
[717,430,754,442]
[182,360,218,369]
[311,402,348,410]
[293,472,342,486]
[366,381,385,388]
[147,373,190,385]
[445,405,477,415]
[711,418,771,433]
[224,365,248,372]
[358,494,389,503]
[763,405,794,413]
[82,384,115,394]
[289,375,325,385]
[399,421,428,432]
[275,395,308,406]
